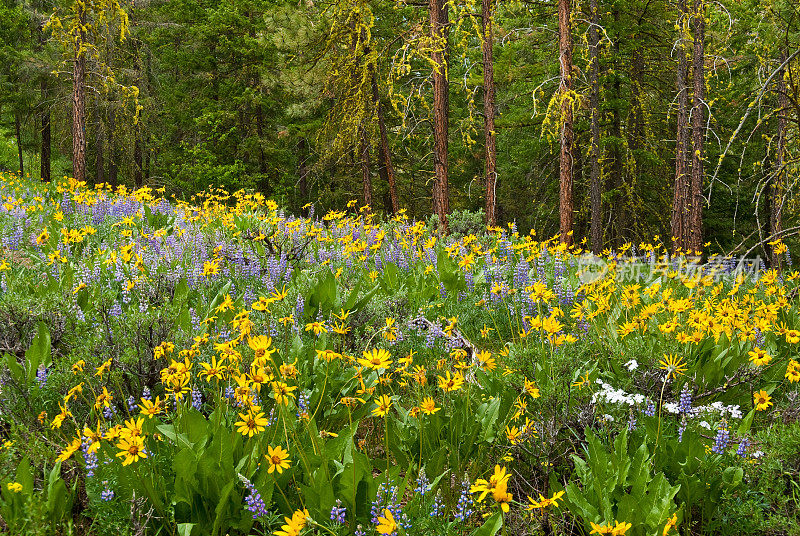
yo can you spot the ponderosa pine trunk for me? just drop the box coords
[629,37,644,169]
[430,0,450,234]
[361,129,373,210]
[108,109,118,187]
[95,106,105,185]
[611,9,626,246]
[588,0,602,253]
[689,0,705,254]
[772,49,788,269]
[134,132,143,188]
[558,0,574,245]
[41,77,51,182]
[482,0,498,227]
[298,137,309,213]
[14,112,23,177]
[72,3,87,182]
[671,0,690,255]
[371,73,399,214]
[256,106,268,193]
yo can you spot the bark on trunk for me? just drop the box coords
[482,0,498,227]
[671,0,690,255]
[72,4,87,182]
[629,40,644,165]
[14,112,24,177]
[430,0,450,234]
[134,132,143,188]
[95,106,105,185]
[256,106,268,191]
[688,0,705,254]
[371,73,399,214]
[611,9,626,246]
[298,137,310,213]
[108,109,118,187]
[360,132,373,210]
[772,49,788,269]
[41,78,51,182]
[588,0,602,253]
[558,0,574,245]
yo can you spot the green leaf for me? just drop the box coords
[737,408,756,434]
[206,281,232,320]
[25,321,51,383]
[470,511,503,536]
[211,480,235,536]
[174,277,189,304]
[4,352,24,384]
[177,523,197,536]
[722,466,743,488]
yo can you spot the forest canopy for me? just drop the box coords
[1,0,798,257]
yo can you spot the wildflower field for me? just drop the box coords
[1,172,799,536]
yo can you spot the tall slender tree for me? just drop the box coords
[588,0,602,253]
[47,0,130,183]
[371,72,400,214]
[558,0,574,245]
[688,0,705,253]
[771,49,789,268]
[482,0,497,227]
[671,0,690,253]
[430,0,450,233]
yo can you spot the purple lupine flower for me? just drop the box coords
[678,385,693,415]
[103,405,117,420]
[736,437,749,457]
[454,475,474,521]
[414,467,429,497]
[36,366,47,388]
[191,387,202,410]
[430,491,444,517]
[627,412,637,432]
[101,482,114,501]
[241,476,269,519]
[83,438,98,477]
[643,401,656,417]
[711,421,730,454]
[330,499,346,524]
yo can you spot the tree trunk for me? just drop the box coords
[134,132,143,188]
[14,112,24,176]
[629,38,644,167]
[360,131,373,210]
[558,0,574,245]
[95,106,105,185]
[772,49,788,269]
[72,4,87,182]
[482,0,498,227]
[371,73,399,214]
[108,109,118,187]
[256,105,268,191]
[430,0,450,234]
[611,9,626,246]
[298,137,310,213]
[588,0,602,253]
[688,0,705,254]
[671,0,690,255]
[40,78,51,182]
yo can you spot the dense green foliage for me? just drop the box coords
[0,0,798,252]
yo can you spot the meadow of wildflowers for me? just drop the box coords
[0,172,799,535]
